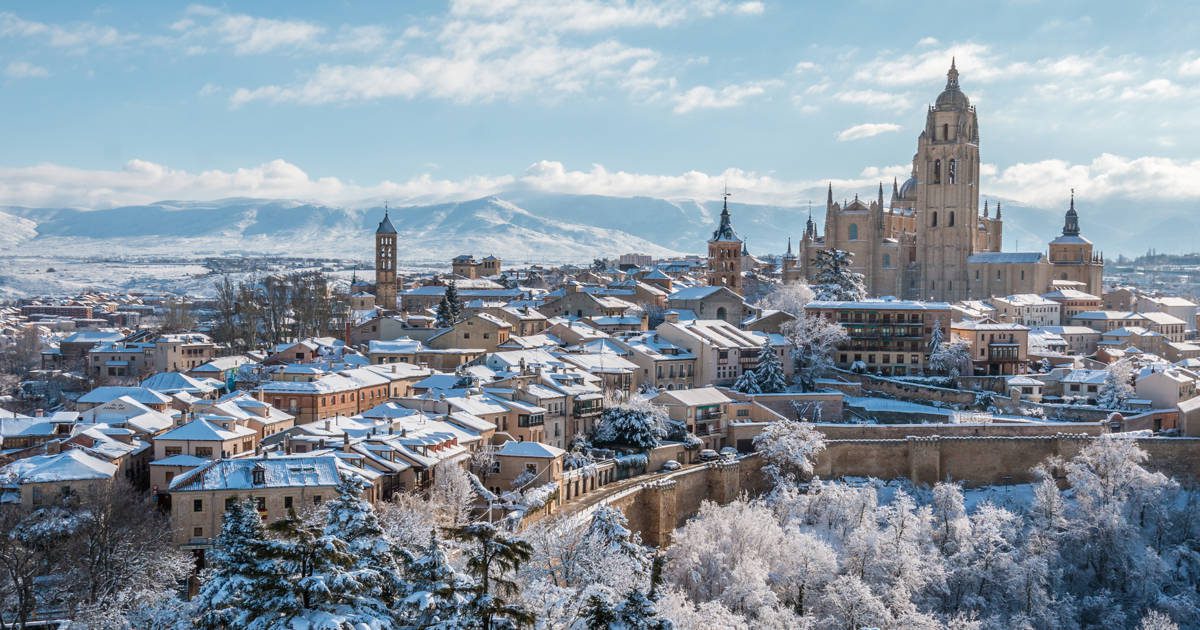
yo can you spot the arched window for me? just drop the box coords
[716,307,727,321]
[882,253,892,268]
[942,123,949,140]
[934,159,942,184]
[948,159,956,184]
[949,211,955,227]
[931,212,938,227]
[848,223,859,240]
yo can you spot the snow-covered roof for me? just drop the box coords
[140,372,221,395]
[78,386,172,406]
[668,286,725,301]
[1,450,117,485]
[156,418,256,442]
[170,455,351,492]
[966,252,1045,264]
[806,299,952,311]
[150,454,210,467]
[496,440,565,458]
[654,386,731,407]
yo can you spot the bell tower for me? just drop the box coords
[375,208,398,311]
[706,189,743,295]
[914,58,980,301]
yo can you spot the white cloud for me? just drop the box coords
[4,61,48,78]
[793,60,818,74]
[227,0,761,109]
[672,80,779,113]
[1180,56,1200,76]
[984,153,1200,206]
[172,5,387,55]
[836,123,901,141]
[917,37,939,47]
[833,89,910,111]
[1119,78,1182,100]
[733,2,766,16]
[0,11,129,50]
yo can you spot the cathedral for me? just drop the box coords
[773,60,1101,300]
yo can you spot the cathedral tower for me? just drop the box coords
[707,191,743,294]
[914,59,981,301]
[1048,190,1103,295]
[375,209,398,311]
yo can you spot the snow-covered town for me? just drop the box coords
[5,3,1200,629]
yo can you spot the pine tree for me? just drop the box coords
[192,499,278,629]
[399,529,473,628]
[575,589,620,629]
[445,280,463,321]
[812,249,866,301]
[449,522,536,629]
[616,589,674,630]
[732,368,762,394]
[754,342,788,393]
[928,317,945,352]
[323,474,407,618]
[576,506,652,591]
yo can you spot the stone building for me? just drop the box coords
[451,254,501,279]
[706,194,744,295]
[781,61,1103,301]
[374,210,398,311]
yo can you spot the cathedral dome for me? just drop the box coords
[898,175,917,199]
[935,58,970,110]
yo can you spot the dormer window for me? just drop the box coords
[252,464,265,486]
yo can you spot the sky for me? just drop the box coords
[3,1,1200,211]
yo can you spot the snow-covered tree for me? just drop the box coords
[592,399,668,450]
[575,506,653,593]
[323,474,408,616]
[928,318,945,352]
[753,419,826,485]
[812,575,892,630]
[754,342,789,393]
[436,280,463,327]
[428,461,478,526]
[811,249,866,302]
[929,338,972,379]
[449,522,536,629]
[757,282,815,316]
[732,368,762,394]
[783,312,848,392]
[1095,358,1135,409]
[193,499,276,629]
[398,529,473,628]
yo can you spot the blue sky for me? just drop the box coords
[2,1,1200,210]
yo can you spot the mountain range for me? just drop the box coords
[0,192,1191,265]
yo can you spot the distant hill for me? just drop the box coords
[0,192,1187,263]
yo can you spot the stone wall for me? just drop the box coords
[722,389,844,422]
[812,422,1106,440]
[815,434,1200,487]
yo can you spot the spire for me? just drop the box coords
[1062,188,1080,236]
[375,204,397,234]
[877,181,884,207]
[892,177,899,196]
[741,240,749,256]
[805,205,816,240]
[947,57,959,89]
[983,200,989,218]
[827,182,833,206]
[786,237,793,257]
[995,201,1002,219]
[709,187,739,242]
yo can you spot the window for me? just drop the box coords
[942,123,949,140]
[194,446,213,458]
[165,446,182,457]
[848,223,859,240]
[255,497,266,512]
[882,253,892,268]
[193,499,203,512]
[931,211,938,227]
[284,496,293,510]
[225,497,236,510]
[934,159,942,184]
[194,527,204,538]
[525,463,538,475]
[948,158,957,184]
[313,495,323,505]
[252,465,265,486]
[948,211,955,227]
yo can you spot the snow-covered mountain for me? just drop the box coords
[0,192,1181,264]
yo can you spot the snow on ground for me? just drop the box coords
[843,395,954,416]
[839,477,1038,513]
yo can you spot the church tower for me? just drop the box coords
[914,59,981,301]
[375,209,398,311]
[707,191,743,294]
[1048,190,1103,295]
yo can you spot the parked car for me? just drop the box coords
[720,446,738,459]
[698,449,720,462]
[661,459,681,471]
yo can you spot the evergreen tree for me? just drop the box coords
[928,318,945,352]
[574,589,620,629]
[449,522,536,629]
[732,368,762,394]
[754,342,788,393]
[811,249,866,301]
[324,474,408,615]
[576,506,652,592]
[616,589,674,630]
[192,499,277,629]
[1096,359,1135,409]
[399,529,473,628]
[437,281,464,327]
